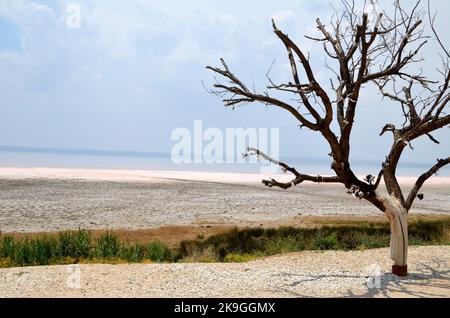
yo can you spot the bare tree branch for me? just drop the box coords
[271,19,334,126]
[245,147,342,189]
[406,157,450,210]
[206,63,320,131]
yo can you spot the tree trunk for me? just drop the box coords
[385,200,409,277]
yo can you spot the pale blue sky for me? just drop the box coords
[0,0,449,167]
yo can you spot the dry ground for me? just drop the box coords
[0,174,449,233]
[4,214,450,247]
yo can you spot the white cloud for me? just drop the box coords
[0,0,448,162]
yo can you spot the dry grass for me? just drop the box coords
[4,226,235,248]
[4,214,448,246]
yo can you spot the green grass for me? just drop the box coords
[176,220,449,262]
[0,230,174,267]
[120,244,144,263]
[144,241,172,263]
[0,220,448,268]
[94,233,120,259]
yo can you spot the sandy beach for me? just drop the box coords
[0,167,449,233]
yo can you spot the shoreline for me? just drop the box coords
[1,166,450,186]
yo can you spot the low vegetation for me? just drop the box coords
[0,220,448,267]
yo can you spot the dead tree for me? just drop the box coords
[207,0,449,276]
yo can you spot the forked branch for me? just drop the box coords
[405,157,450,210]
[206,61,321,131]
[245,148,342,189]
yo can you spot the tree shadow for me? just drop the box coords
[359,259,450,298]
[269,258,450,298]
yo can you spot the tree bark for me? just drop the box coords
[383,198,409,276]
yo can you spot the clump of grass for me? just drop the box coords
[120,244,144,263]
[57,232,73,258]
[313,232,338,250]
[30,235,57,265]
[145,241,172,263]
[57,230,92,259]
[180,246,219,263]
[0,236,15,259]
[72,229,92,258]
[94,232,120,259]
[12,238,33,266]
[264,234,305,255]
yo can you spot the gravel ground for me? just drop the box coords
[1,246,448,298]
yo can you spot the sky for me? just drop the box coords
[0,0,449,168]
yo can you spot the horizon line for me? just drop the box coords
[0,145,447,170]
